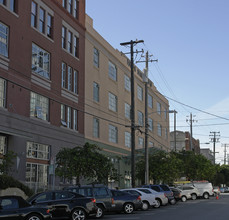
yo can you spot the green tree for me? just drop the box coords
[0,150,17,174]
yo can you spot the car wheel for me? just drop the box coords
[154,199,161,208]
[142,201,149,211]
[26,214,43,220]
[71,208,86,220]
[203,192,209,199]
[181,196,187,202]
[123,203,134,214]
[96,205,105,218]
[191,193,197,200]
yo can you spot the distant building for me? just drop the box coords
[200,148,214,164]
[170,131,200,154]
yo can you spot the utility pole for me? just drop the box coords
[120,40,144,188]
[136,51,157,185]
[210,132,220,164]
[173,110,177,151]
[222,144,229,165]
[186,113,197,151]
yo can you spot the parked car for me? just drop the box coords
[64,184,115,218]
[109,189,143,213]
[120,188,157,210]
[141,184,176,204]
[169,187,182,201]
[0,195,51,220]
[27,190,98,220]
[136,188,168,207]
[177,185,200,200]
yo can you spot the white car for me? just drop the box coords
[136,188,169,207]
[120,188,157,210]
[177,185,200,200]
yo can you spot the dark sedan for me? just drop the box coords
[27,190,98,220]
[0,195,51,220]
[110,189,142,214]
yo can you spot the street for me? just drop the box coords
[101,194,229,220]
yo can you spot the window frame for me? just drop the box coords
[93,47,99,68]
[0,78,6,108]
[109,124,118,143]
[108,61,117,81]
[0,22,9,58]
[93,82,99,102]
[108,92,117,112]
[137,85,143,101]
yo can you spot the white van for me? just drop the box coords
[186,182,214,199]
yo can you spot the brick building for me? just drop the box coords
[0,0,85,190]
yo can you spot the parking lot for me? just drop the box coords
[102,194,229,220]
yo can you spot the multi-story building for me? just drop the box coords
[200,148,214,164]
[0,0,85,190]
[85,15,170,188]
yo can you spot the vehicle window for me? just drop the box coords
[55,192,74,200]
[79,188,93,197]
[1,198,19,209]
[94,187,109,196]
[160,185,170,191]
[126,190,141,196]
[138,189,151,194]
[151,186,160,192]
[36,192,52,202]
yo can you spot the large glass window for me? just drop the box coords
[137,85,143,101]
[138,111,144,126]
[109,124,118,143]
[30,92,49,121]
[93,82,99,102]
[108,92,117,112]
[125,103,130,119]
[0,135,7,155]
[27,142,50,160]
[93,118,99,138]
[0,22,9,57]
[125,132,131,148]
[124,75,130,92]
[93,48,99,68]
[0,78,6,108]
[32,43,50,79]
[108,61,117,81]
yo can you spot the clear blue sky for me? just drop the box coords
[86,0,229,163]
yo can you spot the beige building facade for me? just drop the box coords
[85,15,170,188]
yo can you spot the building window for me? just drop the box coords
[1,0,17,13]
[125,132,131,148]
[109,92,117,112]
[68,0,72,14]
[108,61,117,81]
[62,26,66,49]
[137,85,143,101]
[165,128,168,139]
[73,70,78,94]
[68,66,72,91]
[149,141,154,147]
[67,106,71,128]
[47,14,52,38]
[0,22,9,58]
[148,118,153,131]
[164,108,167,119]
[0,135,7,155]
[93,118,99,138]
[73,109,78,131]
[109,124,118,143]
[61,104,66,126]
[31,1,37,28]
[73,36,79,58]
[9,0,16,12]
[124,74,131,92]
[93,82,99,102]
[148,94,153,108]
[26,163,49,189]
[61,62,67,88]
[32,43,50,79]
[138,111,144,126]
[62,0,66,8]
[0,78,6,108]
[157,123,162,136]
[30,92,49,121]
[68,31,72,53]
[73,0,78,18]
[0,0,6,6]
[125,103,130,119]
[27,142,50,160]
[157,102,161,115]
[39,8,45,34]
[138,137,144,148]
[93,47,99,68]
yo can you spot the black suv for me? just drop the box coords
[64,184,114,218]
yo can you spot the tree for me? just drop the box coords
[0,150,17,174]
[55,142,119,184]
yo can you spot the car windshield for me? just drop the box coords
[160,185,170,191]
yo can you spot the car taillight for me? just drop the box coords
[91,198,96,203]
[112,198,114,204]
[137,196,141,201]
[46,209,50,214]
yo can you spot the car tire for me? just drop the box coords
[169,199,176,205]
[181,196,187,202]
[71,208,86,220]
[154,199,161,208]
[96,205,105,218]
[191,193,197,200]
[26,213,43,220]
[142,201,149,211]
[123,203,134,214]
[203,192,209,199]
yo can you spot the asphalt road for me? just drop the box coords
[101,194,229,220]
